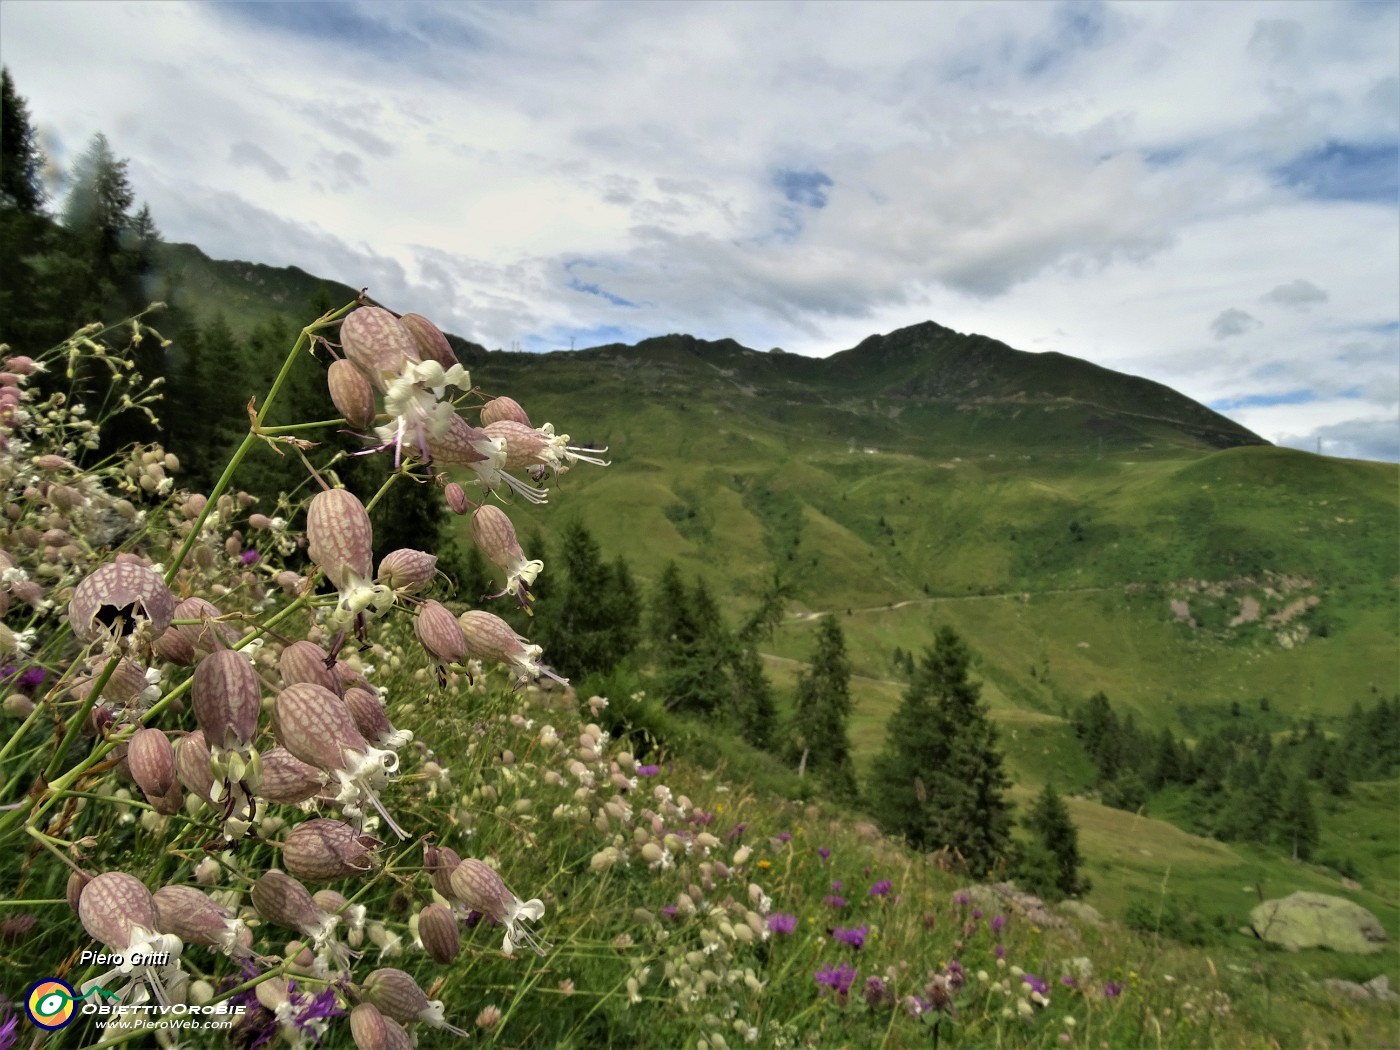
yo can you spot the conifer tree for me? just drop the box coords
[1019,783,1088,900]
[1,67,45,213]
[791,615,856,798]
[536,520,639,679]
[868,625,1012,875]
[1278,774,1318,862]
[730,643,776,750]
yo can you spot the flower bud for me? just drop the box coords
[284,819,380,882]
[67,870,91,914]
[449,858,513,920]
[350,1003,414,1050]
[341,307,419,392]
[69,562,175,644]
[128,728,176,800]
[399,313,460,370]
[329,359,377,429]
[152,626,196,666]
[424,845,462,902]
[479,396,531,427]
[443,482,470,515]
[376,549,436,593]
[174,730,214,801]
[251,871,324,936]
[259,747,327,804]
[279,640,342,696]
[152,885,248,957]
[79,872,158,950]
[361,968,464,1034]
[307,489,373,592]
[275,683,370,772]
[344,687,412,749]
[417,903,460,964]
[192,649,261,752]
[415,601,466,666]
[172,596,237,656]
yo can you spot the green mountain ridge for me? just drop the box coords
[153,242,1396,738]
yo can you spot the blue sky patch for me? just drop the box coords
[1210,387,1361,411]
[1275,140,1399,204]
[774,169,834,209]
[1024,0,1109,77]
[524,324,639,354]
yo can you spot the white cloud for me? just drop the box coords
[2,0,1396,457]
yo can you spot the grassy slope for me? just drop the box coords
[168,249,1400,985]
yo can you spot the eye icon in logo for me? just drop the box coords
[25,978,78,1030]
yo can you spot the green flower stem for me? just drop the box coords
[257,417,350,435]
[41,651,121,782]
[0,898,66,906]
[207,959,292,1006]
[163,298,359,589]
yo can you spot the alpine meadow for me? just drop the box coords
[1,57,1398,1050]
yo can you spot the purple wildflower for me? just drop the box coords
[1061,975,1079,988]
[726,823,747,841]
[863,976,893,1009]
[952,891,971,908]
[0,999,18,1050]
[869,879,893,897]
[240,549,261,565]
[1103,981,1124,999]
[823,895,848,909]
[637,764,660,777]
[832,924,868,950]
[831,880,843,892]
[990,914,1007,935]
[1022,974,1050,998]
[287,980,345,1035]
[814,961,858,999]
[774,832,792,844]
[971,908,982,920]
[946,959,966,989]
[905,994,931,1017]
[767,914,797,935]
[995,944,1005,958]
[660,905,679,921]
[818,847,831,861]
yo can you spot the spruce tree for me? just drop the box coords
[1278,775,1319,861]
[1,67,45,213]
[1020,783,1087,900]
[791,615,856,798]
[536,520,638,680]
[868,625,1013,876]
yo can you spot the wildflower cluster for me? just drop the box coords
[0,300,602,1048]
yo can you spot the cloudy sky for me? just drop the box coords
[3,1,1397,459]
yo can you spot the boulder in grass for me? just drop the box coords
[1249,892,1387,954]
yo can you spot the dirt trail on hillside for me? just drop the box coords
[784,584,1116,622]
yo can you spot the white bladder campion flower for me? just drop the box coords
[449,858,548,956]
[77,872,185,1007]
[374,359,470,467]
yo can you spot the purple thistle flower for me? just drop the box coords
[774,831,793,843]
[636,764,660,776]
[971,908,982,920]
[1022,974,1050,998]
[726,822,748,841]
[832,924,868,950]
[863,976,893,1009]
[869,879,893,897]
[822,895,848,909]
[287,980,345,1034]
[17,666,45,689]
[818,847,831,861]
[990,914,1007,935]
[1103,981,1124,999]
[831,880,843,891]
[1061,975,1079,988]
[660,905,679,921]
[946,959,965,989]
[814,960,858,999]
[767,913,797,935]
[0,999,18,1050]
[995,944,1005,958]
[240,549,261,565]
[952,891,971,908]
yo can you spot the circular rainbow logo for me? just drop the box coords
[25,978,78,1031]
